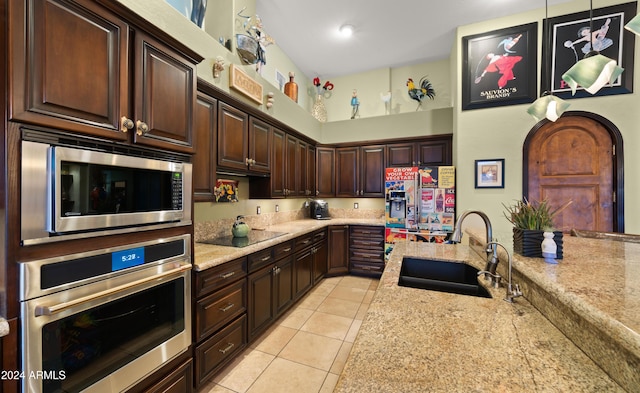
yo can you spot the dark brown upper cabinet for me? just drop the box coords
[8,0,199,154]
[336,145,385,197]
[387,135,452,168]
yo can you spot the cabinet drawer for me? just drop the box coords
[350,261,384,275]
[195,314,247,387]
[295,233,314,250]
[350,249,385,263]
[350,225,384,238]
[350,237,384,249]
[312,229,327,244]
[195,257,247,298]
[195,280,247,342]
[248,248,274,272]
[273,240,294,261]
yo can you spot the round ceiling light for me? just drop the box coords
[339,24,354,37]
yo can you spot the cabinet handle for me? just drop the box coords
[302,239,310,244]
[283,247,292,252]
[219,303,235,312]
[219,342,235,354]
[316,190,319,196]
[261,256,271,262]
[136,120,149,136]
[120,116,134,132]
[220,271,235,279]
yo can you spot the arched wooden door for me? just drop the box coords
[523,112,624,233]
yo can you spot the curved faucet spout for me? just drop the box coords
[450,210,498,274]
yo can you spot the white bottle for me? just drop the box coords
[541,231,558,263]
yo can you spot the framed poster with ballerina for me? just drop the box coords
[462,22,537,110]
[541,2,635,99]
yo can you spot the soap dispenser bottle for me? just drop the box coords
[541,230,558,264]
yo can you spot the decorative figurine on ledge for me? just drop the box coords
[213,56,225,78]
[350,89,360,119]
[236,8,274,75]
[266,92,275,109]
[380,91,392,115]
[407,76,435,111]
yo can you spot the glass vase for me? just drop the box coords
[311,94,327,123]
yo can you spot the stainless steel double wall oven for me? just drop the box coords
[18,129,193,392]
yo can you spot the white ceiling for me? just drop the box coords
[256,0,574,80]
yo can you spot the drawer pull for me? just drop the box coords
[301,239,311,244]
[219,342,235,354]
[219,303,235,312]
[283,247,292,252]
[220,272,235,279]
[261,256,271,262]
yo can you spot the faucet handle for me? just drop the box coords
[477,270,502,288]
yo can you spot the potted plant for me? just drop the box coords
[502,198,572,258]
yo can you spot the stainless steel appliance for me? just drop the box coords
[388,191,407,219]
[20,234,192,393]
[20,129,192,245]
[310,199,330,219]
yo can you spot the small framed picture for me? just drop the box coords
[475,159,505,189]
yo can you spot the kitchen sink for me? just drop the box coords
[398,257,492,298]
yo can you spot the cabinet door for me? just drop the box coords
[386,143,416,167]
[416,137,453,166]
[274,256,294,316]
[307,145,317,197]
[9,0,130,140]
[313,238,328,283]
[133,31,196,153]
[327,225,349,275]
[296,140,308,197]
[285,134,299,196]
[217,102,249,172]
[248,118,271,174]
[270,128,287,197]
[294,248,314,299]
[360,145,385,197]
[335,147,359,197]
[316,147,335,197]
[248,264,275,340]
[193,92,217,201]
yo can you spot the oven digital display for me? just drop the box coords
[112,247,145,271]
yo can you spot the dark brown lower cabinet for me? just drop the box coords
[349,226,385,277]
[126,353,193,393]
[195,315,247,387]
[192,257,248,389]
[327,225,350,275]
[248,240,295,341]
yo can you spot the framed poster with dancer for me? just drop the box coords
[541,2,636,99]
[462,22,537,110]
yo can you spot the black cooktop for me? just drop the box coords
[198,231,287,248]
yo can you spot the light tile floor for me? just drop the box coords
[201,275,379,393]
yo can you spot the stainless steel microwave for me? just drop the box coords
[21,132,192,245]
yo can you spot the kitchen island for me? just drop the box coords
[334,234,639,392]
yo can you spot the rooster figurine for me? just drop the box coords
[407,77,435,110]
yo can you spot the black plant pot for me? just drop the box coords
[512,228,563,259]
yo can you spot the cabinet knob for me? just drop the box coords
[120,117,134,133]
[136,120,149,136]
[316,190,319,196]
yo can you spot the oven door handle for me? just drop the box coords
[34,263,191,317]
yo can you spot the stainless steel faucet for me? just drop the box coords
[487,241,522,303]
[450,210,499,280]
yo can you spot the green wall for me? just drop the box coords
[121,0,640,237]
[453,0,640,240]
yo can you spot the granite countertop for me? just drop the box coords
[193,218,384,271]
[334,240,628,392]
